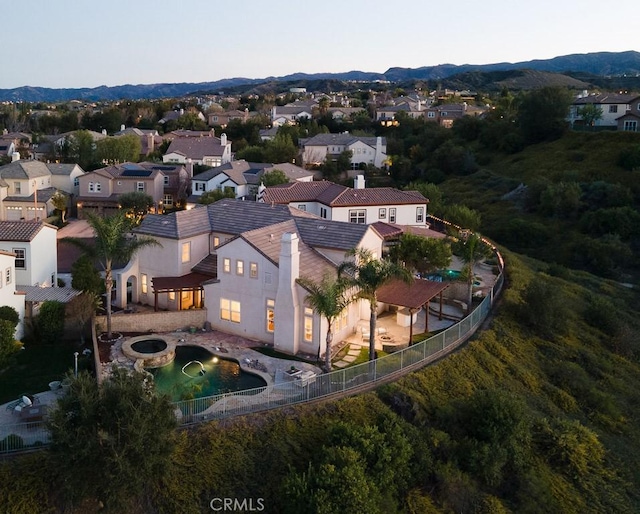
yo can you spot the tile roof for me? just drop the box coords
[262,180,427,207]
[46,163,82,176]
[573,93,639,105]
[371,221,404,239]
[165,136,226,159]
[194,160,314,184]
[4,186,58,204]
[299,133,384,148]
[192,253,217,277]
[135,206,211,239]
[0,160,51,179]
[152,272,212,292]
[294,217,370,251]
[0,220,53,241]
[240,220,335,281]
[19,285,81,303]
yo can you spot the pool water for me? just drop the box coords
[148,346,266,401]
[424,269,463,282]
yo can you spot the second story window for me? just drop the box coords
[163,176,169,186]
[5,267,11,285]
[236,260,244,276]
[137,182,145,192]
[609,105,618,113]
[141,273,147,294]
[14,182,21,194]
[250,262,258,278]
[349,209,366,224]
[416,207,424,223]
[223,258,231,273]
[389,208,396,223]
[181,242,190,263]
[13,248,25,269]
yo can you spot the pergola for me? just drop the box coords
[376,278,450,342]
[151,272,211,311]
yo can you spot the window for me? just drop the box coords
[349,209,366,224]
[181,242,191,263]
[137,182,145,192]
[236,260,244,276]
[223,258,231,273]
[250,262,258,278]
[13,248,25,269]
[609,105,618,113]
[266,299,275,332]
[389,208,396,223]
[163,176,169,186]
[195,182,206,192]
[141,273,147,294]
[213,236,220,247]
[163,194,173,207]
[297,204,306,211]
[14,182,21,194]
[378,208,386,219]
[73,177,79,187]
[624,120,638,132]
[5,268,11,285]
[427,112,436,118]
[320,207,327,219]
[304,307,313,342]
[220,298,241,323]
[416,206,424,223]
[168,291,175,301]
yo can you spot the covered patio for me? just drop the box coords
[151,272,210,311]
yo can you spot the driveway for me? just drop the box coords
[56,219,95,239]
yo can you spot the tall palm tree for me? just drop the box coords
[297,274,351,372]
[339,248,413,361]
[452,232,492,308]
[63,212,160,339]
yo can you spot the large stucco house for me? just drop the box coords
[299,133,387,169]
[0,250,26,339]
[119,199,384,357]
[260,176,429,226]
[163,133,232,167]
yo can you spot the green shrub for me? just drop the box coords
[0,433,24,452]
[0,306,19,327]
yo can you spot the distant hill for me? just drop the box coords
[1,50,638,102]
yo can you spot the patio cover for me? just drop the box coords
[151,272,212,292]
[19,285,82,303]
[377,278,449,309]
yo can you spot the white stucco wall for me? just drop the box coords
[0,225,57,287]
[0,252,26,339]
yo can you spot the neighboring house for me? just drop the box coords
[163,133,232,167]
[32,130,107,161]
[207,109,250,127]
[616,95,640,132]
[189,160,314,203]
[129,198,384,357]
[159,109,206,125]
[299,133,387,168]
[76,162,167,218]
[423,103,468,128]
[0,250,26,339]
[46,163,85,197]
[327,107,366,120]
[271,105,314,127]
[0,220,58,288]
[259,127,279,141]
[0,140,16,160]
[260,175,429,226]
[569,92,640,129]
[113,126,163,157]
[0,160,55,221]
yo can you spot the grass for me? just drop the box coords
[0,342,92,404]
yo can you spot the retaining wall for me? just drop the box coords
[95,309,208,334]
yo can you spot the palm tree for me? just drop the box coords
[339,248,413,361]
[297,274,351,372]
[63,212,160,339]
[452,232,492,308]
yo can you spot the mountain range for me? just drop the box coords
[1,50,639,103]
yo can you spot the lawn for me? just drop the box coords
[0,343,92,404]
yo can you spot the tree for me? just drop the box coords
[118,191,155,225]
[0,319,21,370]
[66,292,100,345]
[50,190,68,223]
[451,233,492,307]
[34,300,66,344]
[339,248,413,361]
[67,130,97,169]
[297,274,352,371]
[336,150,353,172]
[407,182,444,216]
[96,135,142,164]
[262,169,290,186]
[198,187,236,205]
[518,87,572,144]
[264,133,298,163]
[388,233,452,276]
[47,368,177,510]
[71,255,105,297]
[576,103,603,128]
[443,204,482,232]
[0,305,20,327]
[63,212,160,339]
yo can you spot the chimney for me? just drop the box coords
[120,124,125,132]
[354,174,365,190]
[102,129,107,136]
[147,133,154,154]
[179,108,184,115]
[11,151,20,162]
[274,232,301,355]
[220,133,227,146]
[186,158,194,178]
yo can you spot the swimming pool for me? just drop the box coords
[148,345,266,401]
[424,269,463,282]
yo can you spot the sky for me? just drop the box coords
[2,0,638,90]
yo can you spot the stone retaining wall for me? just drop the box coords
[95,309,208,334]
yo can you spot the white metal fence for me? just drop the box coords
[1,248,504,453]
